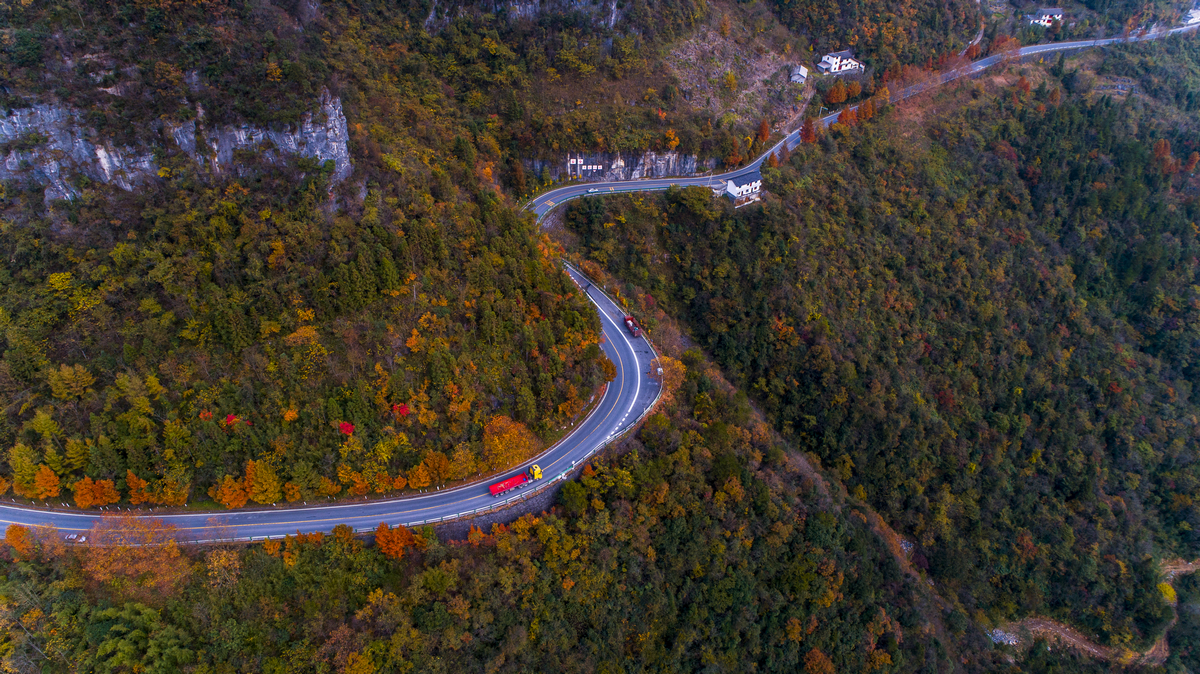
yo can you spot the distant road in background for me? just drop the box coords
[527,24,1199,221]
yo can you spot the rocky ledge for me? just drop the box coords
[0,89,351,203]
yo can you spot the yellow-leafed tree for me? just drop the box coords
[482,415,541,471]
[245,459,282,504]
[407,463,432,490]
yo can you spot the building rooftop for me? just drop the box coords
[825,49,856,59]
[731,169,762,186]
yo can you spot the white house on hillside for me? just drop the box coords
[1030,8,1064,26]
[817,50,864,75]
[716,170,763,208]
[790,65,809,84]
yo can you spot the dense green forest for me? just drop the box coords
[565,39,1200,651]
[1,347,998,673]
[1169,571,1200,671]
[1099,36,1200,113]
[768,0,978,68]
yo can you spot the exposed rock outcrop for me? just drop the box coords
[0,89,352,203]
[427,0,622,32]
[525,150,716,184]
[0,104,156,202]
[168,90,352,183]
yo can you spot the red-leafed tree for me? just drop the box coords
[800,118,817,144]
[375,522,417,560]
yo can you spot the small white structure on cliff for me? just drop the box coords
[715,169,762,208]
[1030,8,1064,26]
[817,50,863,75]
[568,156,607,176]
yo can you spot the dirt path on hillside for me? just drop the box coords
[999,558,1200,667]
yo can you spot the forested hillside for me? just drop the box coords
[0,0,635,509]
[1171,572,1200,670]
[5,0,1200,670]
[566,38,1200,651]
[768,0,977,68]
[1,344,998,673]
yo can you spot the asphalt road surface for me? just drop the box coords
[0,266,660,541]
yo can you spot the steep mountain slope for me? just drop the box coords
[564,38,1200,652]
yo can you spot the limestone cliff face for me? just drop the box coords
[525,150,716,184]
[0,89,352,202]
[426,0,623,32]
[0,104,156,201]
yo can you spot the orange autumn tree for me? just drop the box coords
[859,98,876,121]
[33,464,61,499]
[4,523,35,559]
[72,477,121,509]
[825,80,847,104]
[800,118,817,144]
[375,522,417,560]
[804,648,836,674]
[82,514,191,605]
[126,470,152,505]
[482,415,541,471]
[209,474,248,509]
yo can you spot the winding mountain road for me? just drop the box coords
[0,266,660,541]
[2,24,1195,542]
[527,24,1199,220]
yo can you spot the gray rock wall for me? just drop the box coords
[0,89,352,203]
[525,150,716,184]
[0,104,156,201]
[426,0,623,32]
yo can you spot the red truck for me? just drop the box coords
[624,316,641,338]
[489,465,543,497]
